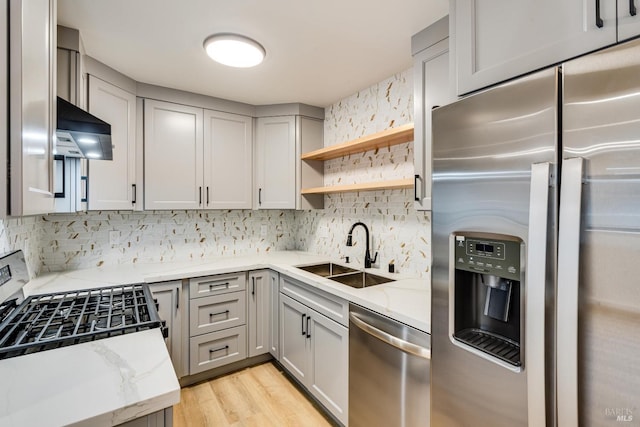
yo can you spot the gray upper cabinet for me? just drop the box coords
[255,116,297,209]
[619,0,640,41]
[412,17,453,211]
[8,0,57,216]
[144,99,204,210]
[453,0,620,95]
[203,110,253,209]
[254,105,324,211]
[87,75,138,211]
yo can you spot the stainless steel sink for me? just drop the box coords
[296,262,393,289]
[297,262,358,277]
[328,271,393,288]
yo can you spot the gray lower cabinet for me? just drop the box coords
[248,270,271,357]
[189,326,247,374]
[116,408,173,427]
[279,276,348,425]
[149,281,186,378]
[189,291,246,336]
[188,273,248,376]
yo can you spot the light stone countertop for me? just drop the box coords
[0,329,179,427]
[26,250,431,333]
[6,251,429,426]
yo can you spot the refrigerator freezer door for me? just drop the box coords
[561,39,640,426]
[431,68,559,426]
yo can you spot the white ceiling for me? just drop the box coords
[58,0,448,108]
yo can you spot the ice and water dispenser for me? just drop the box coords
[451,233,524,369]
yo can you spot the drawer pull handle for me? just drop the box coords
[205,282,230,290]
[209,310,230,318]
[631,0,637,16]
[595,0,604,28]
[209,345,229,354]
[301,313,306,335]
[306,316,311,339]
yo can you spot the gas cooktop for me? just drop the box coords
[0,284,164,359]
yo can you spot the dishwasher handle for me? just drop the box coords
[349,312,431,360]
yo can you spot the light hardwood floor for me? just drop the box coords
[173,362,334,427]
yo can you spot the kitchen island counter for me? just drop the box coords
[0,328,179,427]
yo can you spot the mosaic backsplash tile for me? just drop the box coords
[0,217,42,278]
[38,210,297,273]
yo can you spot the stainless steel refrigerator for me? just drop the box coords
[431,39,640,426]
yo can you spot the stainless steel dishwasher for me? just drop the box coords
[349,304,431,427]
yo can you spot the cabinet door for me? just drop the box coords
[280,293,309,385]
[144,99,203,210]
[308,314,349,425]
[255,116,296,209]
[8,0,56,216]
[413,38,452,211]
[268,271,280,359]
[150,281,184,378]
[248,271,270,357]
[454,0,617,95]
[87,76,137,210]
[618,0,640,41]
[203,110,253,209]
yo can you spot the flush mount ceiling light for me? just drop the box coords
[203,33,266,68]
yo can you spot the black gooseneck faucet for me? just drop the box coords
[346,222,378,268]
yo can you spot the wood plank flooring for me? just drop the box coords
[173,362,333,427]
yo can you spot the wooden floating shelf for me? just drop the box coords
[301,179,413,195]
[301,123,414,161]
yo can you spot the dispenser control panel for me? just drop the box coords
[466,239,505,259]
[454,234,522,281]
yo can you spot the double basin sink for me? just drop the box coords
[296,262,393,289]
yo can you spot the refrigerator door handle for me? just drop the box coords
[556,157,584,427]
[526,162,551,427]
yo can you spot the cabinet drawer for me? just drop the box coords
[280,275,349,326]
[190,272,246,298]
[189,326,247,375]
[190,291,246,336]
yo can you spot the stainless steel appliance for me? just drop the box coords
[56,96,113,161]
[349,304,431,427]
[0,250,165,359]
[431,39,640,426]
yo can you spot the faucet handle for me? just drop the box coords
[371,252,378,265]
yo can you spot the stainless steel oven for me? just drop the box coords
[349,304,431,427]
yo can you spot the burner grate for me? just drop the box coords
[0,284,162,359]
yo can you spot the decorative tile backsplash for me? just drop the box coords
[38,210,297,273]
[0,217,42,278]
[1,67,431,279]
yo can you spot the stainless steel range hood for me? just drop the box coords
[55,96,113,160]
